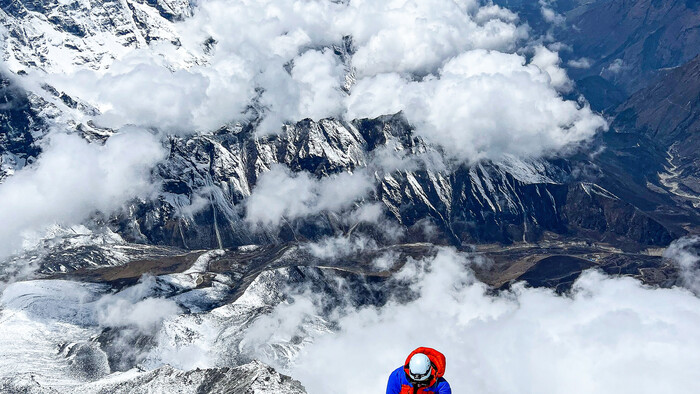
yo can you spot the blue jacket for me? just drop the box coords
[386,366,452,394]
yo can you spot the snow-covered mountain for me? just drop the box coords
[2,0,692,256]
[110,114,679,253]
[2,0,700,392]
[1,0,192,73]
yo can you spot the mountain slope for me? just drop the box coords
[105,114,676,253]
[0,0,191,73]
[564,0,700,93]
[0,73,43,181]
[613,54,700,210]
[1,362,306,393]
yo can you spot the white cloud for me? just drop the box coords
[347,49,607,163]
[0,129,165,259]
[664,236,700,295]
[348,203,385,224]
[539,0,565,25]
[245,164,373,227]
[96,276,181,331]
[530,45,573,92]
[291,49,346,120]
[8,0,604,165]
[25,0,535,138]
[604,59,626,75]
[45,50,254,134]
[344,0,527,77]
[257,48,347,134]
[568,57,593,69]
[304,235,378,260]
[270,249,700,394]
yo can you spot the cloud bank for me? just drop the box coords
[25,0,603,162]
[245,164,373,227]
[242,249,700,394]
[664,236,700,295]
[347,48,605,162]
[0,129,165,259]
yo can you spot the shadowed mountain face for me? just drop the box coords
[611,55,700,213]
[0,74,44,181]
[614,55,700,151]
[497,0,700,109]
[101,115,681,254]
[563,0,700,94]
[557,55,700,244]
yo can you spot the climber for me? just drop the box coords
[386,347,451,394]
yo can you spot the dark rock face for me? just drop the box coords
[613,54,700,193]
[105,114,676,253]
[614,55,700,146]
[607,55,700,219]
[563,183,673,247]
[0,74,43,181]
[564,0,700,93]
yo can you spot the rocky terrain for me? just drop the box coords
[1,362,305,394]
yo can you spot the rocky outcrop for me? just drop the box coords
[85,362,306,394]
[0,73,44,181]
[107,114,676,251]
[1,362,306,394]
[563,183,672,246]
[614,55,700,146]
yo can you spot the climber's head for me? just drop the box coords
[407,353,433,385]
